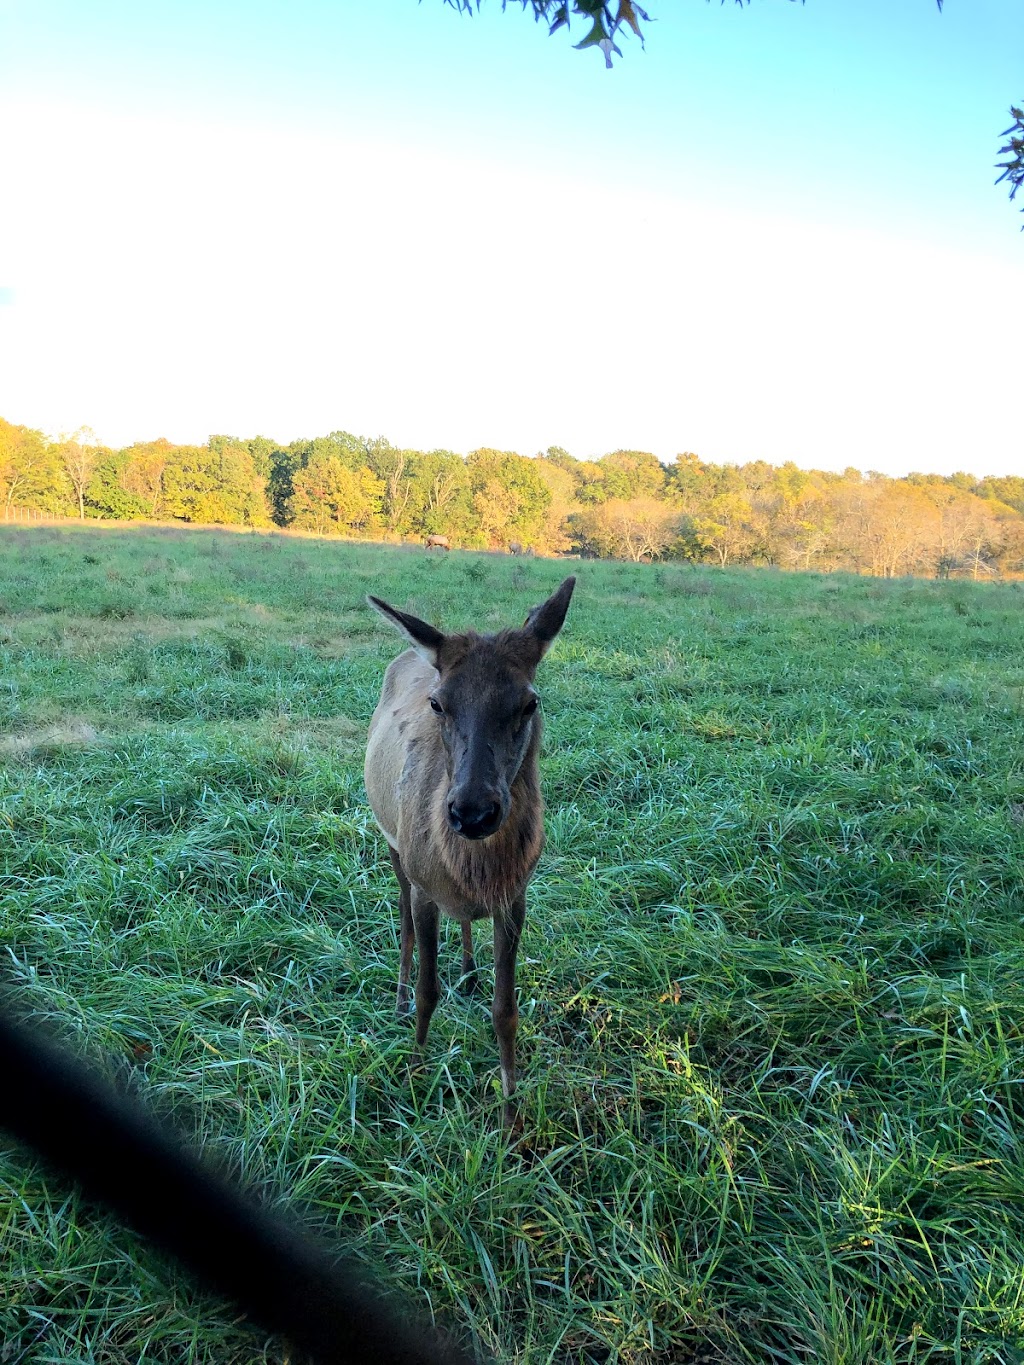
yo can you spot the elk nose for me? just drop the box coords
[448,797,502,840]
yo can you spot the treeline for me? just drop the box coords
[2,417,1023,576]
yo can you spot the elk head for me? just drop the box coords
[368,577,576,841]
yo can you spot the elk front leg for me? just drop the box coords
[459,920,478,995]
[411,887,440,1049]
[388,845,415,1019]
[492,895,526,1130]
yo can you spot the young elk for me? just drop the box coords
[364,578,576,1127]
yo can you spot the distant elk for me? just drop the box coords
[364,577,576,1127]
[424,534,451,551]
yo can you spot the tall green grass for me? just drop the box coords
[1,524,1023,1363]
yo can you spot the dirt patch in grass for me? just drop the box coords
[7,614,287,654]
[293,632,372,657]
[265,713,365,753]
[0,717,102,759]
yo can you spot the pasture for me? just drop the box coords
[1,523,1023,1365]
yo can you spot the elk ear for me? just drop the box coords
[367,596,446,669]
[521,576,576,660]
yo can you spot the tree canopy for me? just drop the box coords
[3,414,1022,579]
[997,107,1024,222]
[440,2,1022,221]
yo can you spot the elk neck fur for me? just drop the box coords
[365,630,547,921]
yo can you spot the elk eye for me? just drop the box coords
[429,697,444,714]
[523,697,539,716]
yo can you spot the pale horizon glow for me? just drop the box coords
[1,2,1022,480]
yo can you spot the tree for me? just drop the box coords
[163,443,270,525]
[926,486,993,578]
[467,449,552,548]
[0,419,63,516]
[978,475,1024,516]
[573,495,682,561]
[991,506,1024,576]
[58,427,103,520]
[690,492,762,566]
[118,439,172,517]
[288,453,382,535]
[599,450,666,499]
[441,3,1021,222]
[754,461,833,569]
[996,107,1024,225]
[665,452,708,508]
[86,451,150,520]
[441,0,650,67]
[369,445,418,535]
[267,442,306,526]
[531,456,577,553]
[405,449,474,541]
[472,476,522,547]
[3,407,1024,575]
[837,481,935,578]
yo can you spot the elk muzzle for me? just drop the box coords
[447,793,504,840]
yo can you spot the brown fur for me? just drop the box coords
[365,637,544,918]
[364,580,575,1127]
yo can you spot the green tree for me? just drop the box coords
[288,453,382,535]
[978,475,1024,515]
[665,452,708,507]
[598,449,666,499]
[267,442,307,526]
[275,433,383,530]
[0,419,64,516]
[86,450,150,520]
[368,445,420,535]
[572,459,611,504]
[58,428,103,520]
[690,491,762,566]
[467,449,552,548]
[540,445,575,468]
[118,440,172,517]
[532,456,578,552]
[163,442,270,525]
[245,436,279,482]
[406,449,474,541]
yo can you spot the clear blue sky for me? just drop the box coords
[1,0,1021,475]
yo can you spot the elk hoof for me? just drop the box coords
[502,1099,523,1135]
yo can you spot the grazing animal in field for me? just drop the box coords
[508,541,522,556]
[364,577,576,1127]
[424,534,451,551]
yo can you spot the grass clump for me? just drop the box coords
[1,525,1023,1363]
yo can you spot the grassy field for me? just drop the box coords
[1,524,1023,1365]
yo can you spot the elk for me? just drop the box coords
[364,577,576,1127]
[424,534,451,551]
